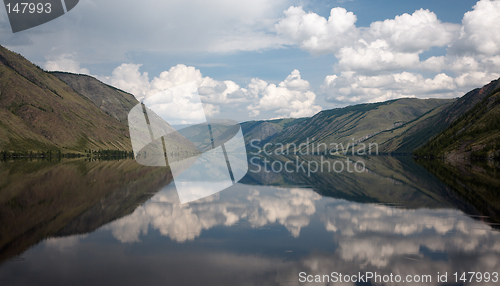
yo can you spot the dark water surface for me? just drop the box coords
[0,157,499,285]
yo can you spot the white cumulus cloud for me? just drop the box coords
[272,0,500,106]
[322,71,460,104]
[276,6,359,55]
[105,64,321,120]
[106,63,150,99]
[39,0,500,116]
[336,39,421,72]
[451,0,500,56]
[247,69,322,118]
[44,53,90,75]
[367,9,460,53]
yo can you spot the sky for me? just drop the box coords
[1,0,500,122]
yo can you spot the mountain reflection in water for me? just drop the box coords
[0,156,499,286]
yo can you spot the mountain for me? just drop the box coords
[0,45,132,152]
[2,44,497,158]
[415,80,500,160]
[241,117,307,142]
[52,72,137,124]
[368,78,500,154]
[242,98,452,154]
[362,102,453,153]
[0,45,198,156]
[242,78,500,156]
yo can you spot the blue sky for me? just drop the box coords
[1,0,499,122]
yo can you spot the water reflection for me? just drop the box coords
[0,159,172,263]
[1,156,500,286]
[283,204,500,286]
[1,184,499,286]
[107,184,321,242]
[418,158,500,224]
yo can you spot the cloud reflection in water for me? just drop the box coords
[106,183,321,242]
[34,183,500,286]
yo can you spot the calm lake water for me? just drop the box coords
[0,156,499,285]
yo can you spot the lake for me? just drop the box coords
[0,156,499,285]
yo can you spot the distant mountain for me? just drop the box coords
[241,117,307,146]
[368,78,500,154]
[0,45,132,152]
[243,79,500,156]
[242,98,452,154]
[415,79,500,160]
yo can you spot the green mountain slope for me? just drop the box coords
[0,45,198,156]
[0,45,131,152]
[243,79,499,156]
[241,117,307,145]
[52,72,138,124]
[243,98,451,154]
[368,78,500,154]
[415,83,500,160]
[365,101,454,153]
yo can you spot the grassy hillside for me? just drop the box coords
[0,45,198,157]
[0,45,131,152]
[242,98,451,154]
[243,79,500,156]
[415,85,500,160]
[365,101,454,153]
[241,117,307,145]
[52,72,138,124]
[369,78,500,154]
